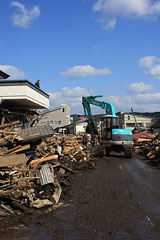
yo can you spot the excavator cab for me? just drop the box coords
[101,115,119,140]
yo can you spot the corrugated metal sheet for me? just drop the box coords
[20,125,54,141]
[0,125,55,147]
[39,163,54,186]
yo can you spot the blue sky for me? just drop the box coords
[1,0,160,114]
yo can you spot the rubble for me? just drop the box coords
[0,122,98,217]
[133,130,160,166]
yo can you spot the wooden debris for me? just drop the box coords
[11,144,30,154]
[133,131,160,163]
[29,155,59,165]
[0,121,21,129]
[0,123,97,217]
[0,154,28,167]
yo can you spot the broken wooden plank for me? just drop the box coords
[29,155,59,165]
[0,130,19,135]
[0,154,28,167]
[0,121,21,129]
[60,163,73,172]
[11,144,30,154]
[0,145,22,156]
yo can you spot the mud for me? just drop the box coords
[1,154,160,240]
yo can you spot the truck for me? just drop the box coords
[82,95,133,157]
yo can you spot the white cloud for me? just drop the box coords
[136,93,160,104]
[0,65,26,79]
[139,56,158,68]
[107,93,160,112]
[126,82,154,94]
[11,1,40,28]
[49,87,160,113]
[93,0,160,30]
[103,18,116,30]
[107,95,134,111]
[59,65,112,79]
[139,56,160,79]
[49,86,95,113]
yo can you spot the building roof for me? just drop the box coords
[39,104,70,116]
[71,114,104,123]
[0,70,10,79]
[20,125,54,142]
[133,131,155,140]
[117,111,160,119]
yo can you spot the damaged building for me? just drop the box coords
[0,73,49,127]
[38,104,70,133]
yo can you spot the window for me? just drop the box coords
[128,116,130,120]
[62,108,65,112]
[54,120,61,125]
[138,123,144,127]
[47,120,53,125]
[47,120,61,125]
[126,123,135,127]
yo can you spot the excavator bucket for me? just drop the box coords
[86,121,98,135]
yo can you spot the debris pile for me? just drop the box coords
[0,123,98,217]
[133,131,160,165]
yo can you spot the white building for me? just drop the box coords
[118,112,154,131]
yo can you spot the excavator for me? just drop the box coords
[82,95,133,157]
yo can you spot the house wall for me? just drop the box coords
[38,104,70,129]
[76,122,88,133]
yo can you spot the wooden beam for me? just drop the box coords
[29,155,58,165]
[0,154,28,167]
[0,121,21,129]
[11,144,30,154]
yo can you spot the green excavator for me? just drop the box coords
[82,95,133,157]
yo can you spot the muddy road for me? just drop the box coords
[1,154,160,240]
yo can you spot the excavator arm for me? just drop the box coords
[82,95,116,116]
[82,95,116,135]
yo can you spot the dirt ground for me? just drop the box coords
[1,153,160,240]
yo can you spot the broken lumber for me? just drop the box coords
[11,144,30,154]
[0,121,21,129]
[0,154,28,167]
[0,145,22,156]
[29,155,59,165]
